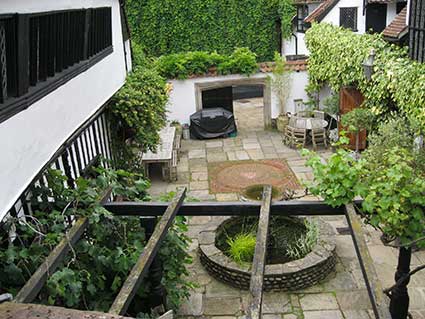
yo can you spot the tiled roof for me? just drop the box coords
[382,7,408,39]
[367,0,392,3]
[259,59,308,73]
[304,0,339,23]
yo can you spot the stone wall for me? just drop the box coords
[199,218,336,291]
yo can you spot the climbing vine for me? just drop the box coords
[0,165,193,315]
[305,23,425,129]
[126,0,295,61]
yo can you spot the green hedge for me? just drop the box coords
[305,23,425,128]
[126,0,295,61]
[155,48,259,79]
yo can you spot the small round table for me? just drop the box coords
[293,117,328,130]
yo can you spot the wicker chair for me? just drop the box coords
[310,120,328,150]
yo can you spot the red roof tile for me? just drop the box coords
[304,0,339,23]
[368,0,392,3]
[382,7,407,39]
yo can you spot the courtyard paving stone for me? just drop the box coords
[207,152,228,162]
[203,297,242,316]
[189,181,209,191]
[215,193,239,201]
[236,150,250,160]
[299,293,339,311]
[303,310,344,319]
[189,149,206,159]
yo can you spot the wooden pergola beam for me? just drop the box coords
[103,200,344,217]
[108,188,187,316]
[14,188,112,304]
[14,217,89,303]
[246,185,272,319]
[344,204,391,319]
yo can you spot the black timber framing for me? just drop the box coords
[0,8,113,124]
[102,200,345,217]
[108,188,187,315]
[246,186,272,319]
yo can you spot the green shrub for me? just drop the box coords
[227,232,256,264]
[109,65,168,169]
[155,48,258,80]
[217,48,258,76]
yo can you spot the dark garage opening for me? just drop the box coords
[201,84,264,131]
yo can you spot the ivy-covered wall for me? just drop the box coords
[126,0,295,61]
[305,23,425,128]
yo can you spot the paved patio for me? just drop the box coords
[148,101,425,319]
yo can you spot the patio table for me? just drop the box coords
[140,126,176,181]
[293,117,328,130]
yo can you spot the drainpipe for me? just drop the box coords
[292,32,298,56]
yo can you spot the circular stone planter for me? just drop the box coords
[198,217,336,291]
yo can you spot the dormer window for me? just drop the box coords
[297,5,309,32]
[340,7,358,31]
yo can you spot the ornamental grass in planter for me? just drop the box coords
[199,216,336,291]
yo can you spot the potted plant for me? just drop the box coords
[268,53,292,132]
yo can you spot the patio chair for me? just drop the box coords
[285,117,309,148]
[310,120,328,150]
[313,110,325,120]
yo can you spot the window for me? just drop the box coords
[0,8,113,123]
[0,16,18,104]
[296,5,309,32]
[340,7,358,31]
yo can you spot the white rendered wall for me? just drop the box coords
[386,2,398,26]
[283,32,309,56]
[321,0,365,33]
[167,71,310,125]
[282,3,320,56]
[0,0,127,219]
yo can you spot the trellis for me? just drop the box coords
[0,186,395,319]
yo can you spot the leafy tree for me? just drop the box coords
[267,52,292,116]
[303,118,425,248]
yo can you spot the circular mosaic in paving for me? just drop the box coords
[209,160,300,194]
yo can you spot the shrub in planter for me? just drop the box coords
[217,48,258,76]
[155,48,258,79]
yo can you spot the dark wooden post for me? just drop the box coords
[389,247,412,319]
[142,217,166,310]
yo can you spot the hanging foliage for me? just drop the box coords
[126,0,295,61]
[305,23,425,129]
